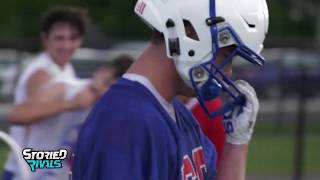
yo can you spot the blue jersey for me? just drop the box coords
[73,78,217,180]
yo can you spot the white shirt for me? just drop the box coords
[123,73,176,122]
[5,53,89,180]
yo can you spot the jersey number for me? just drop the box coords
[181,147,207,180]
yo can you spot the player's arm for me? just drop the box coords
[8,70,95,125]
[216,144,248,180]
[216,80,259,180]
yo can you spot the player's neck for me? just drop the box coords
[127,43,179,102]
[46,52,68,70]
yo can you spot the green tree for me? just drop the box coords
[0,0,318,48]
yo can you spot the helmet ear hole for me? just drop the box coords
[188,50,195,57]
[183,20,199,41]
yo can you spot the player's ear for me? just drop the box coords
[41,32,49,47]
[41,32,49,41]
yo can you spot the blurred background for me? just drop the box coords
[0,0,319,179]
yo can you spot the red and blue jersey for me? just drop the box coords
[73,78,217,180]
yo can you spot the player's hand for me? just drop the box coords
[72,88,97,109]
[90,68,115,97]
[224,80,259,145]
[90,78,108,97]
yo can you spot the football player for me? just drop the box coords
[73,0,269,179]
[3,7,98,180]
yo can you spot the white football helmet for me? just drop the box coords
[135,0,269,117]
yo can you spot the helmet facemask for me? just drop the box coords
[189,22,265,118]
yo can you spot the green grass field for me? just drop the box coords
[247,133,320,175]
[0,122,319,177]
[0,144,9,175]
[247,121,320,176]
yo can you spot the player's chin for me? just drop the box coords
[178,84,196,97]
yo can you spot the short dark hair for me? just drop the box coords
[151,30,165,45]
[41,6,90,36]
[112,55,134,77]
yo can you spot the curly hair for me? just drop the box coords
[41,6,90,36]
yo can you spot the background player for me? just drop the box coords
[2,6,100,180]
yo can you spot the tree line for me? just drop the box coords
[0,0,318,49]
